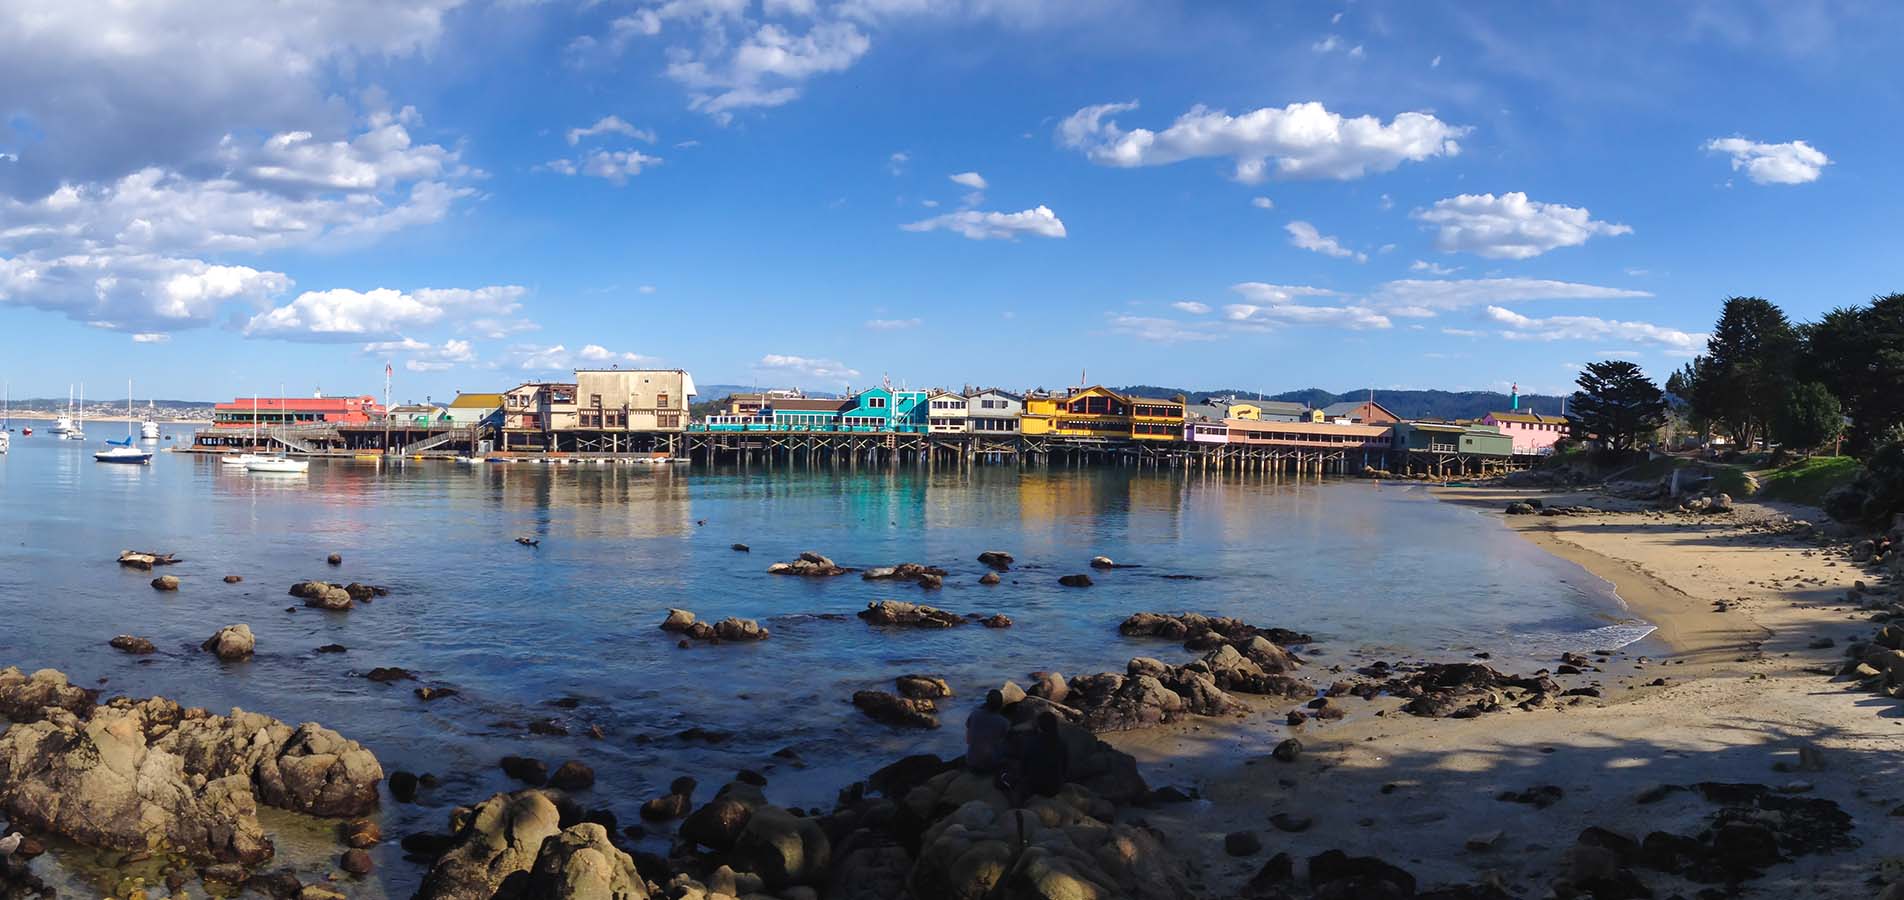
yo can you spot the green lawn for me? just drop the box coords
[1755,456,1862,507]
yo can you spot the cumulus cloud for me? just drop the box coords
[503,342,649,371]
[1225,283,1389,330]
[0,1,465,196]
[131,333,170,343]
[1369,278,1651,312]
[364,337,478,371]
[1704,137,1830,185]
[244,286,527,342]
[543,150,664,186]
[1482,306,1705,352]
[661,21,871,121]
[1285,221,1366,262]
[566,115,656,145]
[1058,100,1467,182]
[1410,260,1460,276]
[1412,192,1631,259]
[1250,196,1274,209]
[949,171,987,190]
[1171,301,1211,314]
[901,205,1067,240]
[0,114,476,333]
[1108,314,1222,343]
[754,353,860,381]
[865,318,921,330]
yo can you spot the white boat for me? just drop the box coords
[221,452,270,466]
[95,381,154,464]
[51,385,75,435]
[61,384,85,440]
[246,457,309,473]
[1,382,10,453]
[140,400,160,440]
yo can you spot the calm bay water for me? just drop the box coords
[0,427,1646,890]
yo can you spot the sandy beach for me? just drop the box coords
[1113,485,1903,898]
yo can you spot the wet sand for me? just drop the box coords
[1112,486,1904,898]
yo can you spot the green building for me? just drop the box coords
[1392,422,1515,457]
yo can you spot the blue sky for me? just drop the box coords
[2,1,1899,403]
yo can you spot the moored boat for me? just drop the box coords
[246,457,310,473]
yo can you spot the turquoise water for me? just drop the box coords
[0,428,1645,890]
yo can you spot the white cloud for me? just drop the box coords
[949,171,988,190]
[1482,306,1705,352]
[244,285,526,342]
[1412,192,1632,259]
[639,285,658,294]
[1285,221,1366,262]
[131,333,170,343]
[0,1,464,195]
[0,114,475,333]
[503,342,648,371]
[1410,260,1460,276]
[1430,54,1442,67]
[1312,35,1343,53]
[901,205,1066,240]
[864,317,921,330]
[663,21,871,121]
[364,337,477,371]
[1348,44,1365,59]
[1224,282,1390,330]
[1058,100,1467,182]
[543,150,663,186]
[566,116,656,146]
[887,151,909,175]
[1107,314,1222,343]
[1250,196,1274,209]
[1369,278,1651,312]
[1171,301,1211,314]
[754,353,860,381]
[1704,137,1830,185]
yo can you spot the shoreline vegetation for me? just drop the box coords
[3,480,1902,899]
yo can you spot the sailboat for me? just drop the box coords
[140,399,160,440]
[222,393,269,466]
[1,382,10,454]
[51,386,75,436]
[95,381,153,464]
[60,384,86,440]
[245,387,308,473]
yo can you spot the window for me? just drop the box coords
[657,392,669,408]
[658,414,680,428]
[868,397,887,409]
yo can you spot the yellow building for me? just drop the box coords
[1227,401,1262,421]
[1021,386,1131,438]
[1129,395,1186,440]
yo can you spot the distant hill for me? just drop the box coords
[1107,387,1567,421]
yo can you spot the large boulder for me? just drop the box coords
[977,551,1014,570]
[415,791,563,900]
[908,793,1187,900]
[1066,674,1184,733]
[520,823,648,900]
[157,707,384,817]
[202,624,256,660]
[0,704,273,863]
[681,782,767,851]
[0,667,97,722]
[768,552,849,577]
[712,617,770,642]
[732,805,831,888]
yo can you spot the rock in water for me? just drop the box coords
[109,635,156,655]
[548,760,595,792]
[858,600,963,629]
[852,691,940,729]
[1090,555,1116,569]
[202,624,256,660]
[0,667,99,721]
[289,582,353,611]
[151,575,180,591]
[414,791,563,900]
[978,572,1001,586]
[895,675,952,700]
[1058,574,1093,587]
[659,609,696,632]
[326,554,343,566]
[977,550,1014,570]
[731,543,750,552]
[223,575,244,584]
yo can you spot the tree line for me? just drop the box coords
[1565,293,1904,523]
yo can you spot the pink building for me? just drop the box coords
[1480,410,1569,454]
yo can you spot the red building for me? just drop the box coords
[212,395,383,428]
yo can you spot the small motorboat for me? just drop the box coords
[94,442,155,465]
[246,457,310,474]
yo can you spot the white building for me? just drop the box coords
[965,389,1022,434]
[926,389,969,433]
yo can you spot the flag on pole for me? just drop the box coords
[385,362,394,379]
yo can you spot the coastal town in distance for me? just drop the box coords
[4,3,1904,900]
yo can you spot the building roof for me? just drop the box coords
[1186,403,1226,421]
[1486,410,1565,425]
[1320,399,1399,420]
[964,388,1023,401]
[449,393,505,409]
[769,398,851,413]
[1255,400,1309,416]
[213,396,377,412]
